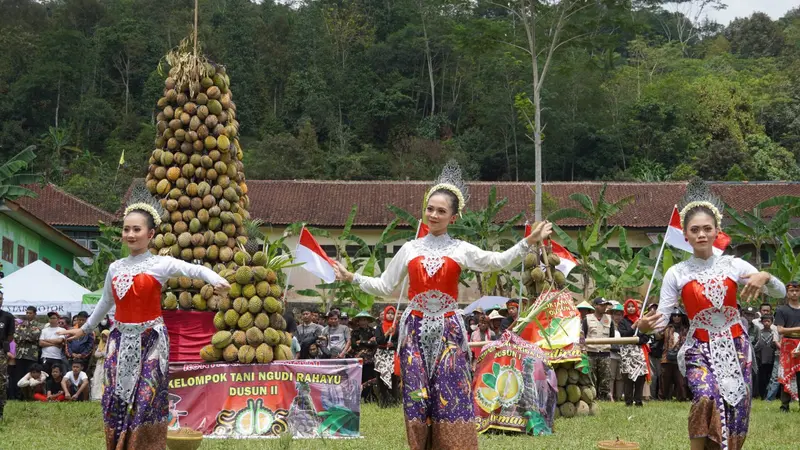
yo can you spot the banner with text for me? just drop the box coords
[518,291,583,363]
[168,359,362,439]
[472,331,558,435]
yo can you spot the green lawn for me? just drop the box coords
[0,399,797,449]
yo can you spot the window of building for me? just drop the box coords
[17,245,25,266]
[42,257,51,266]
[28,250,38,263]
[2,237,13,262]
[321,245,338,258]
[63,230,101,254]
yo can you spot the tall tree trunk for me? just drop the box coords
[55,76,61,128]
[420,10,435,117]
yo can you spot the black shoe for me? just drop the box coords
[780,406,790,413]
[635,402,643,407]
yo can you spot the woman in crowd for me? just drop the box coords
[374,305,400,407]
[618,299,651,407]
[91,329,110,401]
[639,180,786,450]
[661,308,689,401]
[334,162,552,450]
[351,311,378,400]
[60,188,229,450]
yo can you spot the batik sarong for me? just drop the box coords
[685,336,751,450]
[102,325,169,449]
[400,313,477,450]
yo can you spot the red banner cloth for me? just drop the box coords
[162,310,215,363]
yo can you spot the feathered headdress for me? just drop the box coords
[427,160,469,215]
[124,180,166,227]
[678,178,724,228]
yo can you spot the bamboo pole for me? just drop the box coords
[468,336,640,348]
[193,0,199,57]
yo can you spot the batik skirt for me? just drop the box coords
[102,326,169,450]
[400,313,477,450]
[684,336,751,450]
[778,337,800,401]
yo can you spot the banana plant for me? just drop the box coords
[725,196,800,269]
[767,235,800,283]
[546,183,634,235]
[0,145,42,201]
[550,222,620,298]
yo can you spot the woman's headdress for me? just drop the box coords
[427,160,469,215]
[124,181,166,227]
[678,178,724,228]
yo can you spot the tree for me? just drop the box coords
[0,145,41,201]
[725,13,785,58]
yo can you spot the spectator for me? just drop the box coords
[583,298,615,401]
[39,311,66,376]
[0,290,15,421]
[754,314,780,400]
[351,311,377,400]
[618,299,650,407]
[776,280,800,412]
[487,310,504,336]
[470,315,497,363]
[300,342,326,360]
[91,329,110,401]
[339,311,350,328]
[753,302,773,331]
[661,308,689,401]
[63,360,89,401]
[375,305,400,407]
[576,301,594,320]
[45,365,66,402]
[66,311,94,368]
[283,308,297,337]
[500,299,520,333]
[647,302,664,401]
[296,308,324,354]
[7,337,17,401]
[322,311,351,359]
[13,306,42,394]
[609,304,625,402]
[17,363,48,401]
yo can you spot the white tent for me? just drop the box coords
[0,260,90,316]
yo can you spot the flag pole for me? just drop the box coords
[282,223,305,306]
[637,213,672,323]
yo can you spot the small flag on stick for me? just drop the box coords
[295,227,336,283]
[118,149,125,166]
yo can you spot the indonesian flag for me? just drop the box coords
[665,205,731,255]
[524,223,579,276]
[295,227,336,283]
[417,222,430,239]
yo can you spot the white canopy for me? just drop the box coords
[0,260,90,316]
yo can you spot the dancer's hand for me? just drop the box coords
[59,328,86,341]
[214,280,231,296]
[333,262,354,283]
[637,309,662,334]
[740,272,771,301]
[525,221,553,246]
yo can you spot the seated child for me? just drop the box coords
[17,363,48,401]
[62,360,89,401]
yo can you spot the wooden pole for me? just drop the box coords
[468,336,640,348]
[193,0,199,57]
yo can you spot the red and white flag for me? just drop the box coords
[664,205,730,255]
[417,222,430,239]
[295,227,336,283]
[524,223,579,276]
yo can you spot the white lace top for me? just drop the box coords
[353,233,530,297]
[655,254,785,331]
[83,253,226,332]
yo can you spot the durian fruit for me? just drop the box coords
[552,361,597,419]
[200,344,222,362]
[211,331,232,349]
[255,343,273,363]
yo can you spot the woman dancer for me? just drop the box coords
[618,299,650,407]
[639,180,785,450]
[333,162,552,450]
[61,189,229,449]
[90,329,110,401]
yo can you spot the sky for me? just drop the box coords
[669,0,799,26]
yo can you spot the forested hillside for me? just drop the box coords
[1,0,798,211]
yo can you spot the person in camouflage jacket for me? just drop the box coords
[14,307,42,386]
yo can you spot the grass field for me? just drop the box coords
[0,399,798,449]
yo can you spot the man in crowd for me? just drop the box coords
[296,308,323,357]
[14,306,41,384]
[754,314,780,399]
[500,299,520,333]
[66,311,94,368]
[16,362,48,401]
[62,360,89,401]
[322,311,351,359]
[0,290,16,421]
[39,311,66,376]
[776,281,800,412]
[583,297,615,401]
